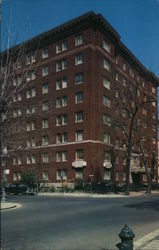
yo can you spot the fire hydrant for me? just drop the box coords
[116,225,135,250]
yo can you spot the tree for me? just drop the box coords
[21,169,39,189]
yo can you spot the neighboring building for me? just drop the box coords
[1,12,159,187]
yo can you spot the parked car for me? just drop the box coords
[5,183,36,195]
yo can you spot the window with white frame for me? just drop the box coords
[42,83,48,94]
[76,149,83,160]
[42,135,49,146]
[76,130,83,141]
[104,151,110,161]
[42,48,49,59]
[56,97,61,108]
[75,111,83,123]
[104,169,111,180]
[42,171,49,181]
[56,152,67,162]
[75,72,83,84]
[62,114,67,125]
[103,40,110,53]
[13,78,17,86]
[42,101,49,111]
[75,34,83,46]
[56,79,61,90]
[103,96,110,107]
[103,77,110,89]
[75,169,83,179]
[152,87,156,94]
[62,41,67,51]
[56,43,61,54]
[17,93,22,101]
[62,59,68,70]
[56,170,67,180]
[42,118,49,128]
[27,155,36,164]
[62,96,67,106]
[42,153,49,163]
[103,133,110,143]
[122,78,126,86]
[13,172,18,181]
[115,172,119,180]
[56,61,62,72]
[75,92,83,103]
[103,59,110,71]
[152,101,156,107]
[152,111,156,119]
[56,115,67,126]
[56,133,67,144]
[42,66,48,76]
[115,73,118,81]
[115,90,119,98]
[17,60,22,69]
[152,138,156,144]
[103,114,110,126]
[122,63,126,71]
[62,78,67,88]
[75,54,83,65]
[17,108,22,116]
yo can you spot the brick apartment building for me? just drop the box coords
[1,11,159,187]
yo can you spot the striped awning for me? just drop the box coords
[72,160,87,168]
[103,160,112,169]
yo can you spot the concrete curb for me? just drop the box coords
[38,191,159,198]
[134,229,159,249]
[1,202,22,211]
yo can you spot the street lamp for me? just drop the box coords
[1,146,8,202]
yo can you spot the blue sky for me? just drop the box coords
[2,0,159,77]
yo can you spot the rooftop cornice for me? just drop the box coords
[1,11,159,86]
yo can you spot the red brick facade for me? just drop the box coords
[1,12,159,186]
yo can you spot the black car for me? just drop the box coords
[6,183,36,195]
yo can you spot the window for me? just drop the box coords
[42,135,49,146]
[56,43,61,54]
[56,96,67,107]
[122,78,126,87]
[27,138,36,148]
[42,83,48,94]
[115,57,118,64]
[103,77,110,89]
[26,54,35,65]
[27,155,36,164]
[56,133,67,144]
[104,169,111,180]
[26,72,36,82]
[75,54,83,65]
[115,90,119,98]
[42,66,48,76]
[17,109,22,116]
[122,63,126,71]
[76,130,83,141]
[56,152,67,162]
[103,133,110,143]
[75,169,83,179]
[56,60,68,72]
[75,92,83,103]
[152,87,156,94]
[56,79,61,90]
[62,78,67,88]
[56,115,67,126]
[13,78,17,86]
[152,138,156,144]
[62,41,67,51]
[42,48,48,59]
[56,97,61,108]
[116,172,119,180]
[76,149,83,160]
[103,59,110,71]
[42,119,49,129]
[103,40,110,53]
[62,96,67,106]
[103,96,110,107]
[115,73,118,81]
[13,156,22,165]
[56,170,67,180]
[75,73,83,84]
[75,34,83,46]
[137,89,140,97]
[17,60,21,69]
[75,111,83,123]
[103,114,110,126]
[17,93,22,101]
[152,111,156,119]
[104,151,110,161]
[42,171,49,181]
[152,101,156,107]
[42,101,49,111]
[26,121,35,131]
[42,153,49,163]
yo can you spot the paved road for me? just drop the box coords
[1,194,159,250]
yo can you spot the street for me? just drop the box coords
[1,194,159,250]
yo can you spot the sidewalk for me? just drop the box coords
[38,190,159,198]
[1,202,22,211]
[134,229,159,249]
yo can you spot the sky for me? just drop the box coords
[1,0,159,77]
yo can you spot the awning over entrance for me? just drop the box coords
[103,160,112,169]
[72,160,87,168]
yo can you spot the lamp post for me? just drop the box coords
[1,146,8,202]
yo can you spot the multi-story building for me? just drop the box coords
[1,11,159,187]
